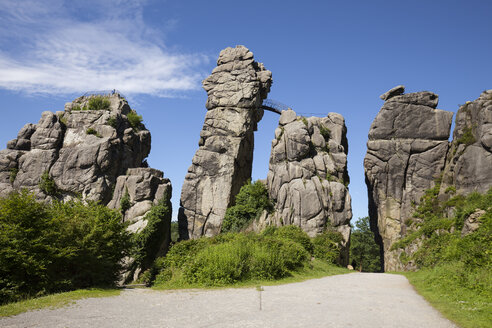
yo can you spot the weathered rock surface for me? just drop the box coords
[108,167,172,283]
[364,86,454,271]
[251,109,352,265]
[178,45,272,239]
[0,93,150,203]
[440,90,492,196]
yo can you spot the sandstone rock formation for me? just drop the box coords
[1,93,150,203]
[108,167,172,282]
[254,109,352,265]
[0,93,172,281]
[364,86,454,271]
[178,45,272,239]
[439,90,492,196]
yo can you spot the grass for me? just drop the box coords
[0,288,120,317]
[403,265,492,328]
[153,259,350,290]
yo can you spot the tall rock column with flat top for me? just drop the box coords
[178,46,272,239]
[364,86,454,271]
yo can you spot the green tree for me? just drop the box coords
[350,217,381,272]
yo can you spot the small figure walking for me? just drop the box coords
[112,89,115,95]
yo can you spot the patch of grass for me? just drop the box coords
[301,117,308,127]
[87,96,111,111]
[107,116,118,129]
[86,128,101,137]
[403,264,492,328]
[127,110,143,131]
[0,288,120,317]
[319,125,331,140]
[456,126,476,146]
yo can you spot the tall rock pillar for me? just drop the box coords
[364,86,454,271]
[178,46,272,239]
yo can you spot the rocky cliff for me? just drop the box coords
[178,45,272,239]
[0,93,172,281]
[365,86,492,271]
[439,90,492,196]
[364,86,454,271]
[1,94,150,202]
[251,109,352,264]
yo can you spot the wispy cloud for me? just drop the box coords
[0,0,208,96]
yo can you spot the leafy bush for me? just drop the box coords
[273,225,314,254]
[0,191,129,304]
[87,96,111,111]
[119,188,131,214]
[456,126,476,146]
[107,116,118,129]
[153,228,323,287]
[38,171,58,196]
[131,196,172,272]
[222,180,273,233]
[349,217,381,271]
[127,110,143,131]
[319,125,331,140]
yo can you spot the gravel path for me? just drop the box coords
[0,273,457,328]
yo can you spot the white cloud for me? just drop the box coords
[0,0,208,96]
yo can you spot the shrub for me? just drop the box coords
[456,126,476,146]
[131,196,172,272]
[127,110,143,131]
[9,168,18,184]
[0,191,129,304]
[38,171,58,196]
[107,116,117,129]
[87,96,111,111]
[273,225,314,254]
[222,180,273,233]
[119,189,131,214]
[86,128,101,137]
[319,125,331,140]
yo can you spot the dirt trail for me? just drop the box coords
[0,273,457,328]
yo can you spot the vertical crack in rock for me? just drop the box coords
[178,45,272,239]
[251,109,352,265]
[364,86,454,271]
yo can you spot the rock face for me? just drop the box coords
[364,86,454,271]
[108,168,172,283]
[252,109,352,265]
[1,93,150,203]
[0,93,172,282]
[178,45,272,239]
[439,90,492,195]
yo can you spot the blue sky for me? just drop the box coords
[0,0,491,222]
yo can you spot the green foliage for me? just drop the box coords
[349,217,381,272]
[0,191,130,304]
[71,104,83,111]
[131,197,172,272]
[58,113,67,126]
[312,229,342,264]
[85,128,101,137]
[170,221,179,243]
[119,188,131,214]
[127,110,143,131]
[107,116,117,129]
[154,230,315,287]
[9,168,18,184]
[319,125,331,140]
[87,96,111,111]
[456,126,476,146]
[272,225,314,254]
[222,180,273,233]
[301,117,308,127]
[38,171,58,196]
